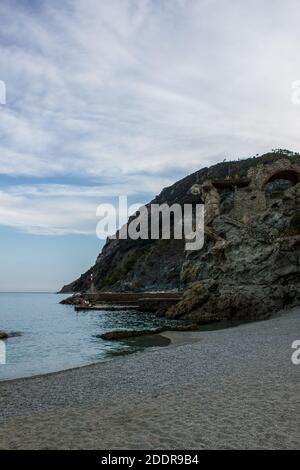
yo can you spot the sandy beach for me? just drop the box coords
[0,309,299,450]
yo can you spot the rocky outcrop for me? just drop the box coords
[98,324,200,340]
[165,281,300,321]
[62,150,300,321]
[0,331,22,339]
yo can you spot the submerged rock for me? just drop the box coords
[98,328,165,340]
[98,324,199,340]
[0,331,22,340]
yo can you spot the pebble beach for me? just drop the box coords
[0,309,299,450]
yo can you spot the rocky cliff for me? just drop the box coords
[61,150,300,321]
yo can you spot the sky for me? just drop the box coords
[0,0,300,291]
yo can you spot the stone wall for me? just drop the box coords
[231,188,266,222]
[248,158,298,190]
[231,158,300,222]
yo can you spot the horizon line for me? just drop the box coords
[0,291,58,294]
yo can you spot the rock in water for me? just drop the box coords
[98,324,200,340]
[98,328,165,340]
[0,331,22,339]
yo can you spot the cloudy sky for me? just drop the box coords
[0,0,300,291]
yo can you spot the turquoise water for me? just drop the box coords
[0,293,180,381]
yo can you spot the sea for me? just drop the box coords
[0,292,183,381]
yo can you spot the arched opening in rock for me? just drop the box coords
[263,169,300,194]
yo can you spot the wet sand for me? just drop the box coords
[0,309,299,449]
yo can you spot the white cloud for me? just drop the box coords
[0,174,173,235]
[1,0,300,233]
[0,187,96,235]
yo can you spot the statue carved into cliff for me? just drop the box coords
[190,180,225,250]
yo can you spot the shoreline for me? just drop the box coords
[0,330,184,385]
[0,308,295,386]
[0,313,266,384]
[0,308,299,449]
[0,320,248,384]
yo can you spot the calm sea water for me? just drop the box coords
[0,293,181,381]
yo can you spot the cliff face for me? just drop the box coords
[61,166,203,293]
[61,150,300,321]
